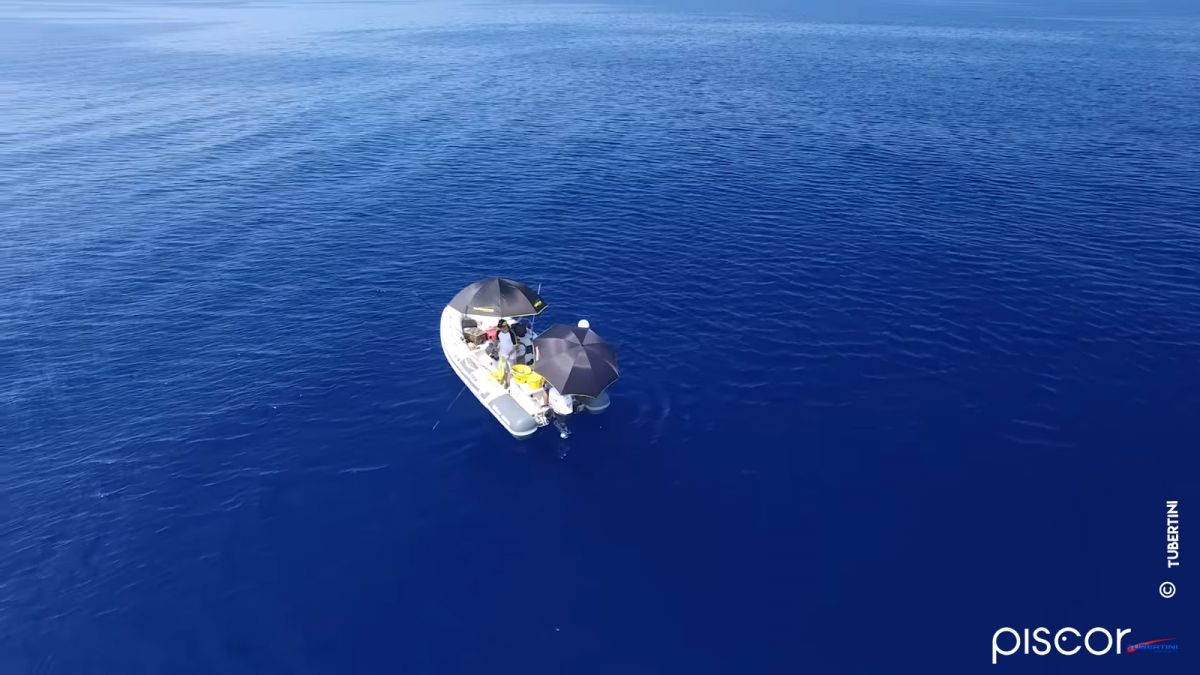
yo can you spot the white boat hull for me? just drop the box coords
[440,305,549,439]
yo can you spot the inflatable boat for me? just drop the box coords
[440,278,616,439]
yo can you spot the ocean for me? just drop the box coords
[1,1,1197,673]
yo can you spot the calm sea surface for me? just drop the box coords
[2,1,1197,673]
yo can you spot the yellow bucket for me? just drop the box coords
[524,372,544,389]
[512,364,532,383]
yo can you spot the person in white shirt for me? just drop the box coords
[544,385,574,438]
[496,320,516,387]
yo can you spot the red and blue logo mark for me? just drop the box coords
[1127,637,1179,654]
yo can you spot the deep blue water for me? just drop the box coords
[2,1,1198,673]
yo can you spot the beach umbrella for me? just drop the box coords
[449,277,547,318]
[533,324,620,397]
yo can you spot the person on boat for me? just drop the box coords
[496,320,516,387]
[544,384,574,439]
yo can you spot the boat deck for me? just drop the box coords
[461,337,548,418]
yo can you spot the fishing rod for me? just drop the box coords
[529,282,542,334]
[431,384,467,431]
